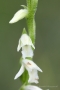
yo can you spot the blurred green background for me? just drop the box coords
[0,0,60,90]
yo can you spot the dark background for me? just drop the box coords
[0,0,60,90]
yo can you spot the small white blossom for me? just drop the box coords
[14,59,43,84]
[21,45,33,58]
[17,34,35,52]
[9,9,28,23]
[24,85,42,90]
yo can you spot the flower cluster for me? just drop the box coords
[14,35,42,79]
[14,33,43,89]
[9,1,43,90]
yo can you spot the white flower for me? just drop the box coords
[9,9,28,23]
[21,45,33,58]
[14,59,43,84]
[17,34,35,52]
[24,85,42,90]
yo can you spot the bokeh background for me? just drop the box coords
[0,0,60,90]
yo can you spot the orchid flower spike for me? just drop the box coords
[14,59,43,84]
[23,85,42,90]
[9,9,28,24]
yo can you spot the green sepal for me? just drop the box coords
[22,28,27,34]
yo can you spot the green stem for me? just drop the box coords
[26,0,38,44]
[26,0,31,9]
[27,17,36,44]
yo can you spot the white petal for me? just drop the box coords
[21,45,33,58]
[14,65,24,79]
[20,34,35,49]
[17,34,35,52]
[17,44,21,52]
[24,85,42,90]
[28,69,39,84]
[22,59,43,72]
[9,9,28,23]
[17,37,21,52]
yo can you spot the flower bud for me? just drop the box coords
[9,9,28,23]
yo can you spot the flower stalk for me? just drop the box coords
[26,0,38,44]
[9,0,43,90]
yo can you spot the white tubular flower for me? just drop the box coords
[9,9,28,24]
[17,34,35,52]
[24,85,42,90]
[14,59,43,84]
[21,45,33,58]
